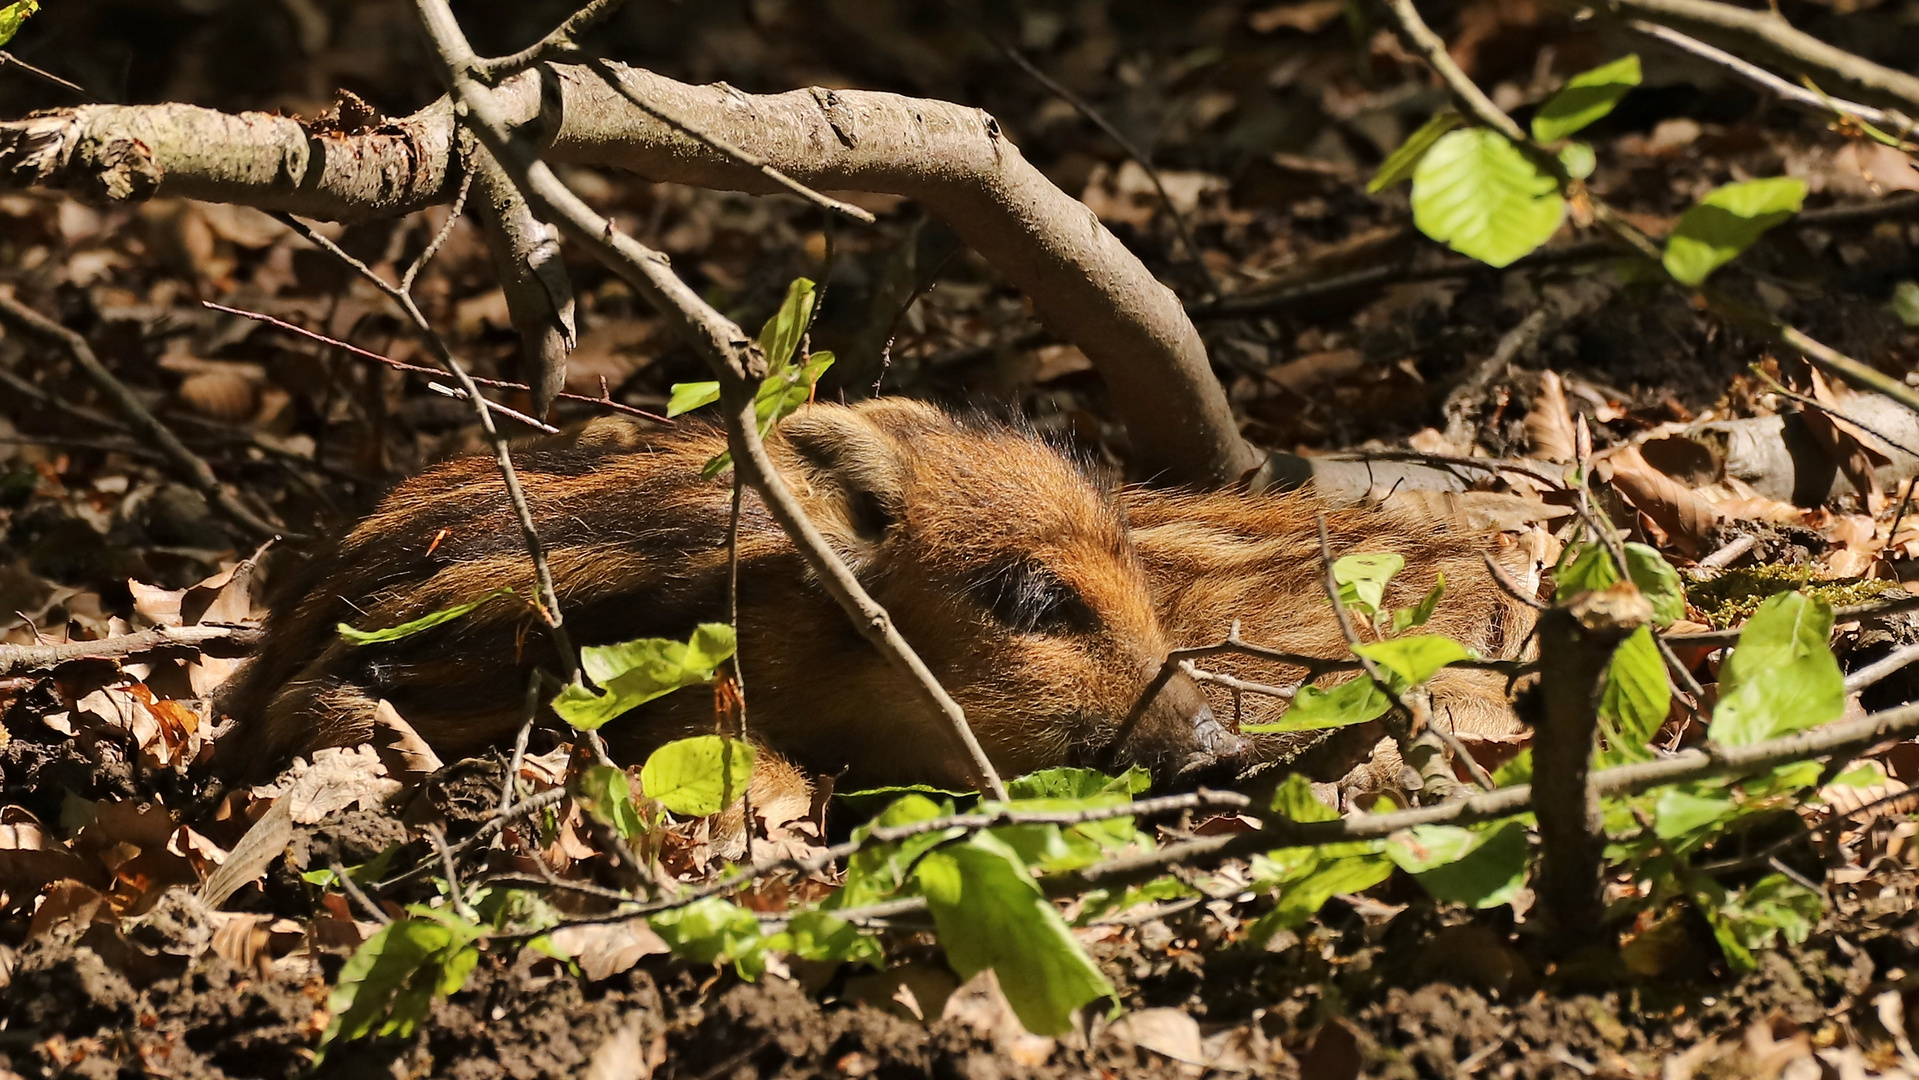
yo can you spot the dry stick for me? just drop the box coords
[543,695,1919,933]
[1844,641,1919,694]
[1315,512,1465,799]
[425,381,559,433]
[1180,660,1297,702]
[419,0,1007,800]
[270,213,576,678]
[1483,553,1549,612]
[470,0,632,83]
[401,168,475,295]
[1531,587,1650,945]
[332,861,393,926]
[468,139,576,418]
[488,788,1257,928]
[726,471,754,865]
[1624,19,1915,135]
[1571,0,1919,114]
[0,51,90,98]
[202,301,670,424]
[584,59,876,226]
[1442,309,1551,448]
[0,293,282,540]
[960,14,1220,298]
[372,786,572,892]
[0,625,261,676]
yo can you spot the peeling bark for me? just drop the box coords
[0,65,1257,487]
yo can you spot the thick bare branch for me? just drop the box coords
[0,66,1255,485]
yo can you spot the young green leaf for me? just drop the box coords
[759,277,817,370]
[1623,543,1685,626]
[778,910,883,968]
[1531,55,1641,143]
[699,351,836,479]
[650,896,766,971]
[1243,676,1390,733]
[551,623,738,730]
[666,381,721,417]
[577,765,646,839]
[0,1,40,48]
[1708,592,1842,746]
[1554,542,1621,601]
[337,587,515,645]
[1662,177,1808,286]
[1368,111,1463,193]
[1355,634,1471,688]
[1007,766,1151,800]
[1412,127,1565,268]
[1652,784,1738,840]
[1248,855,1395,943]
[319,913,482,1057]
[1598,626,1669,758]
[639,735,756,818]
[1557,141,1596,181]
[1890,281,1919,327]
[1333,552,1405,621]
[1269,773,1341,822]
[1391,574,1446,634]
[1387,819,1530,909]
[832,792,961,909]
[915,832,1116,1037]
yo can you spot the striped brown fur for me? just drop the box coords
[215,400,1237,791]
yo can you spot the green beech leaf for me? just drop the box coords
[1532,55,1641,143]
[1623,543,1685,626]
[1269,773,1341,822]
[551,623,738,730]
[1707,592,1842,746]
[915,832,1116,1037]
[1369,111,1462,193]
[1890,281,1919,327]
[337,587,514,645]
[1248,855,1395,943]
[832,793,960,909]
[1388,819,1530,908]
[639,735,756,818]
[650,896,765,972]
[318,913,482,1057]
[1599,626,1669,759]
[779,911,883,968]
[1412,127,1565,268]
[577,765,646,839]
[1653,784,1738,840]
[1244,676,1389,733]
[1554,542,1620,601]
[1391,575,1446,633]
[1355,634,1471,688]
[1663,177,1807,286]
[759,277,817,370]
[666,381,721,417]
[1333,552,1404,620]
[1006,766,1150,800]
[0,1,40,48]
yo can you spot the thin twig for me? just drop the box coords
[1483,553,1548,611]
[419,0,1007,800]
[426,381,560,432]
[424,825,475,919]
[271,213,577,678]
[1180,661,1296,701]
[0,624,261,677]
[956,8,1219,297]
[1429,721,1498,791]
[1625,19,1915,136]
[1666,592,1919,648]
[401,169,475,294]
[332,862,393,926]
[372,786,571,891]
[1845,641,1919,694]
[0,51,91,97]
[202,301,670,423]
[470,0,633,82]
[0,292,283,539]
[727,471,753,866]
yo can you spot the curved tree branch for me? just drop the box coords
[0,64,1256,486]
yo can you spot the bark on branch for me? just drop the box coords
[0,64,1257,486]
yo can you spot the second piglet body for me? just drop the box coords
[217,400,1236,790]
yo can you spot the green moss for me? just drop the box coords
[1685,563,1900,628]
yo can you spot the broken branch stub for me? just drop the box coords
[0,63,1257,487]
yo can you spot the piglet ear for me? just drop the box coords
[776,405,908,564]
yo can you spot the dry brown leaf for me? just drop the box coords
[1249,0,1346,32]
[252,745,401,824]
[370,699,444,780]
[547,918,672,982]
[582,1014,657,1080]
[176,370,261,422]
[1800,369,1895,515]
[1600,443,1721,557]
[844,963,961,1023]
[206,911,272,969]
[1524,370,1575,463]
[943,970,1057,1062]
[1108,1008,1207,1065]
[199,796,292,909]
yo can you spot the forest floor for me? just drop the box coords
[4,0,1919,1076]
